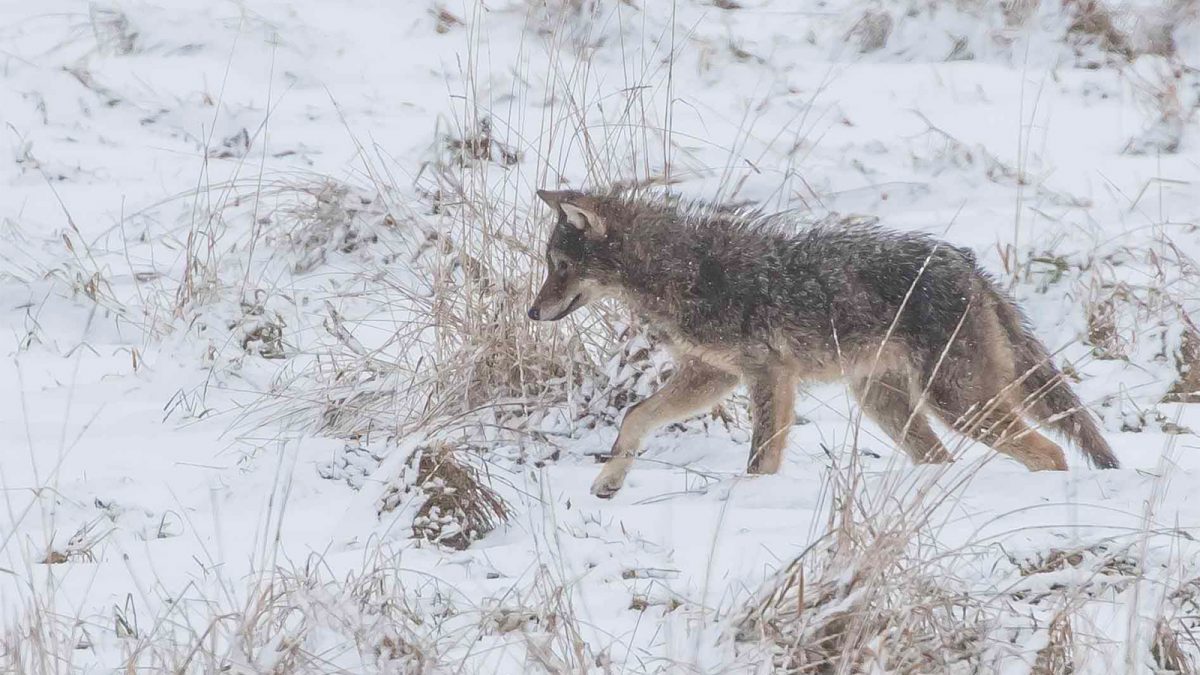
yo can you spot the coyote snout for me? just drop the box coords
[527,271,588,322]
[530,187,1120,498]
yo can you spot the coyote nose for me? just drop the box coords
[527,307,540,320]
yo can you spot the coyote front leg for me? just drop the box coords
[591,359,740,498]
[747,367,797,474]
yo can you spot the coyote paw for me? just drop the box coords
[590,465,627,499]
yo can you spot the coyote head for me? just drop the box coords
[527,189,617,322]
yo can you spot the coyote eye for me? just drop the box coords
[556,259,568,273]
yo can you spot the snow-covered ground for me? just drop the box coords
[3,0,1200,672]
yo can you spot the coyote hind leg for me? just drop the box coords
[591,358,739,498]
[940,404,1068,472]
[852,371,953,464]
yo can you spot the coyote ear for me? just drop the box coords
[536,189,606,241]
[536,189,570,208]
[561,202,606,241]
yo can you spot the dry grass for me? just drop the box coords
[1063,0,1200,65]
[845,9,893,54]
[217,166,610,442]
[378,442,511,551]
[444,118,521,168]
[235,291,288,359]
[1165,327,1200,403]
[1031,609,1076,675]
[1152,618,1195,674]
[1066,0,1136,62]
[88,5,138,56]
[736,552,987,673]
[1,546,467,673]
[275,180,399,274]
[1085,288,1129,360]
[238,0,693,446]
[8,1,1200,673]
[734,459,991,674]
[134,559,444,673]
[1014,543,1140,578]
[734,404,994,673]
[732,464,1199,674]
[1077,236,1200,383]
[1125,61,1188,156]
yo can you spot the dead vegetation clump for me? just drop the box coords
[432,5,464,33]
[1031,609,1076,675]
[232,162,613,442]
[1002,0,1042,27]
[1074,243,1200,391]
[5,555,451,673]
[1124,62,1191,155]
[1156,581,1200,672]
[852,0,1198,67]
[89,5,139,56]
[482,606,548,634]
[207,127,251,159]
[737,526,1196,673]
[1013,543,1141,578]
[314,361,416,441]
[233,290,287,360]
[271,180,400,274]
[445,118,521,168]
[378,442,510,550]
[51,224,133,327]
[245,1,675,445]
[1017,233,1200,428]
[911,112,1090,209]
[171,562,442,672]
[37,519,107,565]
[1085,283,1131,360]
[735,541,987,673]
[1063,0,1200,64]
[1008,543,1144,607]
[731,413,1197,674]
[1164,326,1200,402]
[341,564,449,672]
[398,116,625,428]
[734,453,988,673]
[1152,618,1195,674]
[845,9,894,54]
[264,170,610,443]
[1065,0,1136,62]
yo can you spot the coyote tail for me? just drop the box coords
[990,286,1121,469]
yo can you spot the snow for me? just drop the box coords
[3,0,1200,672]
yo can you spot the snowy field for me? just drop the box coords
[3,0,1200,672]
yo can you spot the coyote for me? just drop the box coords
[527,189,1120,498]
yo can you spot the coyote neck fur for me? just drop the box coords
[607,202,829,361]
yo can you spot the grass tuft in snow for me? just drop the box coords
[1165,324,1200,403]
[1151,617,1194,673]
[1031,609,1077,675]
[379,442,511,551]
